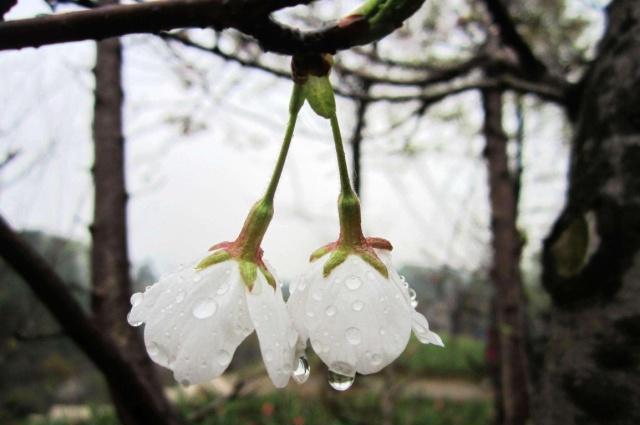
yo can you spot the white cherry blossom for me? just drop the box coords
[288,249,443,387]
[127,255,297,388]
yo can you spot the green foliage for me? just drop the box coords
[399,333,486,380]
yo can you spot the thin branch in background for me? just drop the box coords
[480,0,547,78]
[0,149,19,171]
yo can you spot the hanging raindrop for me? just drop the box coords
[328,366,355,391]
[292,357,311,384]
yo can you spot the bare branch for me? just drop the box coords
[480,0,547,78]
[0,0,425,53]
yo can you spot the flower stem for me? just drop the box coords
[263,83,305,205]
[329,113,357,198]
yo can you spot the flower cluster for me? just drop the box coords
[127,55,442,391]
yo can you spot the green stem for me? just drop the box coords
[263,83,305,205]
[329,113,356,197]
[329,113,365,246]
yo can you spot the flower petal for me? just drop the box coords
[247,274,297,388]
[411,311,444,346]
[287,269,314,343]
[138,259,253,385]
[303,255,412,375]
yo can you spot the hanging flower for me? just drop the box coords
[283,63,443,389]
[127,200,298,388]
[288,237,443,390]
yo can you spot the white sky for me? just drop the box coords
[0,0,606,282]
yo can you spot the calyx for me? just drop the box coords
[310,192,392,278]
[195,199,276,290]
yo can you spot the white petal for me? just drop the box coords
[412,311,444,347]
[139,259,253,385]
[287,267,314,343]
[303,255,412,375]
[247,273,297,388]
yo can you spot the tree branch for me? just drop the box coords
[0,214,182,425]
[480,0,547,79]
[0,0,425,53]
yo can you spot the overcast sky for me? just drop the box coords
[0,0,606,283]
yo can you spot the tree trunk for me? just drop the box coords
[482,87,530,425]
[538,1,640,424]
[91,5,180,423]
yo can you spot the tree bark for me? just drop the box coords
[482,87,530,425]
[538,1,640,424]
[0,215,178,425]
[91,5,180,423]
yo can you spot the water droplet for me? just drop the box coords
[297,279,307,291]
[127,312,142,327]
[411,299,419,308]
[312,339,323,352]
[345,327,362,345]
[408,288,416,300]
[292,357,310,384]
[306,310,315,318]
[325,305,337,317]
[176,291,185,303]
[225,268,231,275]
[193,274,202,283]
[144,285,152,292]
[366,271,376,281]
[312,290,323,301]
[217,282,230,295]
[178,264,185,271]
[328,362,355,391]
[379,327,386,335]
[217,350,231,366]
[147,343,159,356]
[352,301,364,311]
[130,293,143,306]
[371,353,383,366]
[265,350,274,362]
[193,298,217,319]
[345,276,362,290]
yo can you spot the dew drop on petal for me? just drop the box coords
[352,301,364,311]
[345,327,362,345]
[265,350,274,362]
[312,290,323,301]
[345,276,362,290]
[130,293,143,307]
[127,312,143,327]
[306,310,315,318]
[193,274,202,283]
[379,327,386,336]
[297,279,307,291]
[176,291,185,303]
[217,282,230,295]
[328,362,355,391]
[366,271,376,282]
[371,353,383,366]
[217,350,231,366]
[147,343,159,356]
[411,299,419,308]
[292,357,310,384]
[193,298,218,319]
[325,305,337,317]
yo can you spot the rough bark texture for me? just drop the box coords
[482,87,530,425]
[91,5,180,424]
[538,1,640,424]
